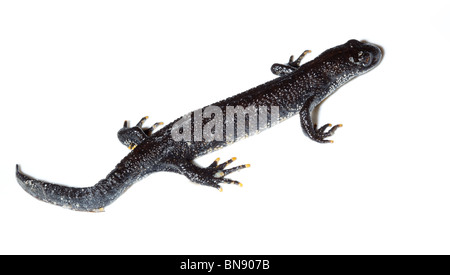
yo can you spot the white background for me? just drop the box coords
[1,0,449,255]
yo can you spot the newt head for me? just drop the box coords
[318,39,382,80]
[346,39,382,71]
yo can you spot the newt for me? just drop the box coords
[16,39,382,211]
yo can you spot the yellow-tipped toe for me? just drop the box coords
[91,207,105,213]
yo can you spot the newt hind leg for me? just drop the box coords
[117,116,164,150]
[178,157,250,191]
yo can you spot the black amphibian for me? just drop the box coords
[16,39,382,211]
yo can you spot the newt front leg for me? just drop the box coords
[271,50,311,76]
[300,96,342,143]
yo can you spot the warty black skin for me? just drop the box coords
[16,39,382,212]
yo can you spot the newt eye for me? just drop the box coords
[359,52,372,67]
[349,52,372,67]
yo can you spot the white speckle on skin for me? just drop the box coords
[213,171,224,178]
